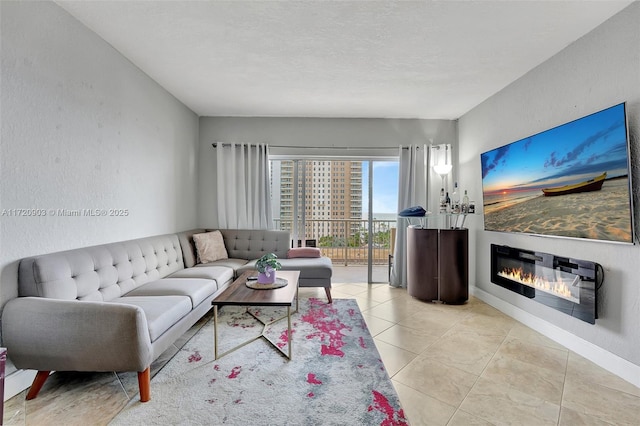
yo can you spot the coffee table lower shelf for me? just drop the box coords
[213,304,296,360]
[211,270,300,361]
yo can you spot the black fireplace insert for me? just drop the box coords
[490,244,602,324]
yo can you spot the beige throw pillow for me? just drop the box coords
[193,230,228,264]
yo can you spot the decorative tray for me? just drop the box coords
[245,277,288,290]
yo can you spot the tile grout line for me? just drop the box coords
[450,327,512,425]
[556,349,571,426]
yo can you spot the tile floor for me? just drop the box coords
[3,281,640,425]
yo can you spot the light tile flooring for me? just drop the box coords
[3,281,640,425]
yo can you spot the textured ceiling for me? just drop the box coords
[56,1,633,119]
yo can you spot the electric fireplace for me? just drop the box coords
[490,245,601,324]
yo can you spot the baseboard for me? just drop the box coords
[471,286,640,389]
[4,369,36,401]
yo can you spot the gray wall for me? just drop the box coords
[0,0,200,373]
[198,117,458,227]
[458,3,640,367]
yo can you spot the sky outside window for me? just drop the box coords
[362,161,399,216]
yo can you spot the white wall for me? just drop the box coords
[458,2,640,374]
[198,117,457,227]
[0,0,200,374]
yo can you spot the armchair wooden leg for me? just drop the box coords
[325,287,333,304]
[26,370,51,400]
[138,367,151,402]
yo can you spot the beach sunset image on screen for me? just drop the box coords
[481,103,634,243]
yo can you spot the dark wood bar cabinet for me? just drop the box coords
[406,226,468,304]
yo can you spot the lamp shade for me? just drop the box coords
[431,144,452,176]
[433,163,452,176]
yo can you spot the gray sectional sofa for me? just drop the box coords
[180,229,334,302]
[1,228,332,402]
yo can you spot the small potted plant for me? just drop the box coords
[255,253,282,284]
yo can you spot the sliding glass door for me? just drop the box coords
[271,158,398,283]
[363,160,399,283]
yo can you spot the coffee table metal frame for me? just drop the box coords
[211,270,300,360]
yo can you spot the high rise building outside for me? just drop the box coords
[271,160,362,244]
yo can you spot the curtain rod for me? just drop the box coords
[211,143,419,150]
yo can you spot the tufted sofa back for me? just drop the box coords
[216,229,290,260]
[174,229,291,268]
[18,234,184,302]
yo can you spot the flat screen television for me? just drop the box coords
[480,102,635,244]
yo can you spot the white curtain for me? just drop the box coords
[216,143,273,229]
[390,144,429,288]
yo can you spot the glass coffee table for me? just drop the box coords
[211,270,300,360]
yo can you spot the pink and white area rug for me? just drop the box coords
[111,298,408,425]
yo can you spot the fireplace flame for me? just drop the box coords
[498,267,580,303]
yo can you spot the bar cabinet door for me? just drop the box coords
[439,228,469,304]
[406,227,439,301]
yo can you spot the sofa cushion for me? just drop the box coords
[112,295,191,342]
[124,278,217,308]
[278,257,333,279]
[235,257,332,279]
[168,266,234,287]
[193,231,229,264]
[206,258,250,273]
[234,259,257,276]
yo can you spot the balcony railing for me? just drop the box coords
[273,218,396,266]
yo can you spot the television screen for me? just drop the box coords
[481,103,635,244]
